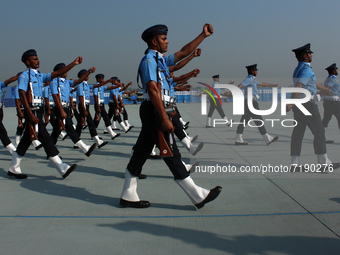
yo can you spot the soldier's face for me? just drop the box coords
[62,72,68,78]
[156,35,169,53]
[306,52,313,62]
[27,56,40,69]
[251,70,258,77]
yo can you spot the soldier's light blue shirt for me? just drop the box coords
[71,90,77,101]
[43,86,54,102]
[0,81,5,108]
[14,86,20,100]
[168,78,176,98]
[18,68,51,97]
[293,62,317,95]
[0,81,5,92]
[50,78,75,102]
[109,88,118,102]
[212,81,220,96]
[93,84,106,101]
[77,81,93,101]
[118,89,124,98]
[324,74,340,96]
[139,49,174,93]
[241,75,259,98]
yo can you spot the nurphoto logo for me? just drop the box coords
[200,83,312,128]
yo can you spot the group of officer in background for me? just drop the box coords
[0,50,135,180]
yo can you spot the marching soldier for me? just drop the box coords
[93,73,120,139]
[109,79,133,133]
[8,49,79,179]
[0,73,21,155]
[119,24,222,209]
[116,81,135,130]
[206,74,231,127]
[233,64,279,145]
[75,69,108,148]
[13,83,43,150]
[322,63,340,144]
[287,43,340,170]
[49,63,97,156]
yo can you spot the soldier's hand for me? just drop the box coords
[325,88,333,96]
[203,23,213,37]
[83,110,88,117]
[193,69,200,77]
[286,104,294,112]
[162,118,175,133]
[18,112,24,118]
[89,67,96,73]
[194,48,201,57]
[74,56,83,65]
[30,114,39,124]
[61,110,67,119]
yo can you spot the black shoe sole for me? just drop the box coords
[119,198,150,208]
[235,142,248,145]
[98,141,108,148]
[195,186,222,209]
[125,126,133,133]
[62,164,77,179]
[267,136,279,145]
[62,134,69,141]
[192,142,204,156]
[191,135,199,143]
[8,171,28,179]
[35,144,43,150]
[112,134,121,140]
[138,174,147,179]
[85,143,97,157]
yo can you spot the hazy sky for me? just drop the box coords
[1,0,339,88]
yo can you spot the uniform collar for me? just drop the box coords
[299,61,311,66]
[28,68,39,75]
[146,49,163,59]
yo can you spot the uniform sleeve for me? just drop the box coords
[294,67,314,86]
[18,73,28,92]
[241,77,252,88]
[14,87,20,99]
[43,87,49,98]
[164,54,175,67]
[68,80,75,87]
[50,80,59,95]
[0,81,5,89]
[139,56,157,85]
[42,72,52,83]
[325,77,336,88]
[93,87,98,96]
[77,83,84,96]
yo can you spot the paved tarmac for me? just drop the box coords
[1,102,340,255]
